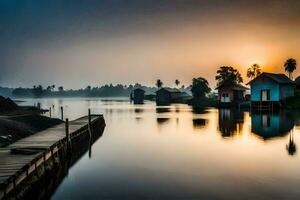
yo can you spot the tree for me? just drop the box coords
[191,77,211,99]
[156,79,163,88]
[175,79,180,88]
[46,85,55,92]
[215,66,243,86]
[247,64,262,79]
[284,58,297,79]
[58,86,64,92]
[32,85,44,97]
[85,86,91,91]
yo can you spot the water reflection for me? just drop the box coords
[18,120,105,199]
[218,109,244,138]
[287,131,297,156]
[193,118,208,130]
[191,106,209,114]
[156,117,171,125]
[134,108,144,113]
[156,107,171,113]
[15,98,300,199]
[251,111,294,140]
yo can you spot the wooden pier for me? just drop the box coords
[0,114,105,199]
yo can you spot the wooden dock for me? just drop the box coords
[0,115,105,199]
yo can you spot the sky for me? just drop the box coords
[1,0,300,89]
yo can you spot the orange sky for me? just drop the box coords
[1,0,300,88]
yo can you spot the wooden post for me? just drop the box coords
[65,118,69,143]
[88,109,91,127]
[13,176,16,189]
[49,107,52,118]
[61,106,64,121]
[88,108,92,137]
[37,103,41,111]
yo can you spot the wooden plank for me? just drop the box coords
[0,115,102,192]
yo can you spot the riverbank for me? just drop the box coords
[0,96,62,147]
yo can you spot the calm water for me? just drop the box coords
[18,98,300,200]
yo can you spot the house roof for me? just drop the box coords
[247,72,294,85]
[133,88,145,92]
[216,83,249,91]
[295,76,300,86]
[156,87,181,93]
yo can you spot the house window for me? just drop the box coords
[261,90,270,101]
[221,93,230,102]
[262,115,271,128]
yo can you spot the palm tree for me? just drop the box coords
[175,79,180,88]
[247,64,262,80]
[286,131,297,156]
[58,86,64,92]
[284,58,297,79]
[156,79,163,88]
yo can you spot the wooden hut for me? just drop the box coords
[247,72,295,109]
[130,88,145,104]
[216,83,248,107]
[156,88,183,105]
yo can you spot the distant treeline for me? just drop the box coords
[0,87,13,97]
[1,84,158,98]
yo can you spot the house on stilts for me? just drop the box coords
[216,83,248,108]
[247,72,295,110]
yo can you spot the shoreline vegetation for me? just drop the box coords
[0,97,62,147]
[0,84,158,98]
[1,58,299,109]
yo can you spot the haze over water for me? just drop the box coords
[17,98,300,199]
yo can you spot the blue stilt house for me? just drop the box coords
[247,72,295,109]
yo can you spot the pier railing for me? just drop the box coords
[0,113,105,199]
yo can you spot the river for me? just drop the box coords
[17,97,300,200]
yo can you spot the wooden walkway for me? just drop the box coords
[0,115,103,198]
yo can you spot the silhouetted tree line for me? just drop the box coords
[4,58,297,100]
[10,84,157,98]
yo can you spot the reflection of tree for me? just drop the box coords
[135,117,143,123]
[218,109,244,137]
[191,106,208,114]
[193,118,207,130]
[286,130,297,156]
[134,108,143,113]
[156,107,170,113]
[156,118,170,125]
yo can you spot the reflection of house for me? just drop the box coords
[216,84,248,107]
[130,88,145,104]
[156,117,170,125]
[251,111,294,140]
[193,118,208,130]
[218,109,244,137]
[247,73,295,109]
[156,88,192,105]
